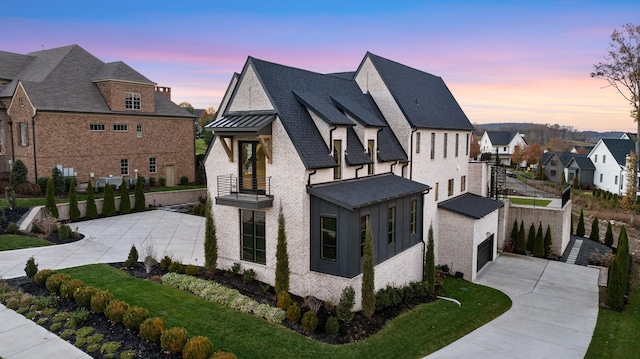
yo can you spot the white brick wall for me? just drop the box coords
[506,199,571,257]
[228,64,274,112]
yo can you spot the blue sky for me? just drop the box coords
[3,0,640,131]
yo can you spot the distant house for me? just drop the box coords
[542,151,583,184]
[570,145,594,155]
[588,138,636,195]
[479,131,527,166]
[566,156,595,189]
[621,132,637,142]
[0,45,195,185]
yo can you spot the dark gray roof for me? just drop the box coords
[327,72,355,80]
[486,131,515,146]
[0,45,192,118]
[542,152,553,165]
[207,112,276,134]
[543,152,586,167]
[438,193,503,219]
[568,156,595,170]
[307,173,430,210]
[293,90,354,126]
[602,139,635,166]
[345,127,373,166]
[0,50,33,81]
[364,52,474,131]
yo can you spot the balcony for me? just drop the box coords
[215,175,273,209]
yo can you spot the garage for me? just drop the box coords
[477,234,494,272]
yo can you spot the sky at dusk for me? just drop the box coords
[3,0,640,132]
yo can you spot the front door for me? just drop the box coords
[165,164,175,187]
[239,141,266,193]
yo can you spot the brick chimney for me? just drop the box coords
[155,86,171,100]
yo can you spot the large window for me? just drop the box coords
[410,199,417,234]
[19,122,28,146]
[360,214,370,257]
[90,123,105,131]
[137,124,142,138]
[241,210,266,264]
[448,178,454,196]
[443,133,448,158]
[333,140,342,179]
[430,133,435,159]
[434,182,439,201]
[149,157,157,173]
[120,159,129,175]
[455,134,459,157]
[466,134,470,155]
[113,124,128,132]
[461,175,466,192]
[387,207,396,244]
[368,139,375,175]
[416,132,421,153]
[321,217,337,261]
[125,92,141,110]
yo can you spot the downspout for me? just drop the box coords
[355,164,364,179]
[31,115,37,180]
[307,169,317,186]
[328,125,337,154]
[410,128,417,179]
[401,162,409,178]
[8,118,14,163]
[390,160,398,173]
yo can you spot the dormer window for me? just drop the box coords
[125,92,141,110]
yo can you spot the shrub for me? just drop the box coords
[527,223,536,253]
[160,327,188,354]
[180,176,189,185]
[6,222,19,234]
[533,222,545,257]
[286,303,301,323]
[226,262,241,277]
[24,256,38,278]
[242,268,256,283]
[68,177,80,221]
[5,186,16,210]
[69,307,89,327]
[90,290,114,314]
[105,299,129,323]
[589,217,600,242]
[159,177,166,187]
[134,176,146,211]
[324,315,340,335]
[85,181,98,219]
[74,286,99,308]
[125,245,139,269]
[204,199,218,273]
[60,279,85,299]
[10,159,28,185]
[212,352,237,359]
[58,224,73,241]
[275,206,290,293]
[424,224,435,294]
[336,286,355,323]
[51,167,65,195]
[168,261,184,273]
[34,269,57,286]
[14,182,42,196]
[195,163,206,185]
[544,225,552,256]
[148,177,156,187]
[45,273,71,294]
[605,221,614,247]
[516,221,526,253]
[182,336,214,359]
[123,306,149,331]
[577,210,586,237]
[277,290,291,310]
[36,177,48,195]
[160,255,172,271]
[102,183,116,216]
[119,177,131,214]
[361,227,375,318]
[301,311,318,332]
[185,264,199,276]
[607,257,624,310]
[139,317,165,342]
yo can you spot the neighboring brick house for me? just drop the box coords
[0,45,195,185]
[479,131,527,166]
[204,52,504,307]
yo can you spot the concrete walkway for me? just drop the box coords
[0,210,205,359]
[426,253,600,359]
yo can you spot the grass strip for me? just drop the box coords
[509,197,552,207]
[0,235,53,251]
[61,264,510,358]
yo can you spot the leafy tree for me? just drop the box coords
[275,206,290,294]
[361,227,375,318]
[589,217,600,242]
[544,225,552,256]
[605,222,614,247]
[102,183,116,217]
[45,177,59,218]
[51,167,65,195]
[204,199,218,273]
[516,220,526,253]
[527,223,536,253]
[424,224,435,295]
[134,176,146,211]
[9,159,27,185]
[533,222,545,257]
[119,177,131,214]
[85,181,98,219]
[576,210,586,237]
[68,177,80,221]
[591,24,640,189]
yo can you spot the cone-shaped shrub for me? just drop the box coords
[589,217,600,242]
[85,182,98,219]
[533,222,545,257]
[275,205,290,294]
[336,286,355,323]
[576,210,585,237]
[604,222,614,247]
[125,244,139,269]
[544,225,552,256]
[68,177,80,221]
[516,221,526,253]
[134,176,146,211]
[617,225,630,294]
[607,257,624,310]
[119,177,130,214]
[45,177,59,218]
[510,220,518,241]
[24,256,38,279]
[102,183,116,217]
[361,227,375,318]
[204,199,218,272]
[424,224,435,295]
[527,223,536,252]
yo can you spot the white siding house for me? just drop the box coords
[588,138,635,195]
[479,131,527,166]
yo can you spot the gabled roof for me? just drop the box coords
[364,52,474,131]
[307,173,430,210]
[567,156,595,170]
[0,45,192,118]
[438,193,503,219]
[485,131,517,146]
[345,127,372,166]
[600,139,635,166]
[542,152,585,167]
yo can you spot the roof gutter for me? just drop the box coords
[31,112,38,180]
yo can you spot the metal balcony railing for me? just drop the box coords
[216,174,272,201]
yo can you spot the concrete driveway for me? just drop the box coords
[0,210,206,279]
[426,253,600,359]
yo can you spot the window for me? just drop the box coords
[460,175,466,192]
[430,133,435,159]
[19,98,24,107]
[455,133,459,157]
[595,155,598,163]
[149,157,157,173]
[434,182,439,201]
[415,132,421,153]
[333,140,342,180]
[241,210,266,264]
[466,134,470,155]
[443,133,448,158]
[19,122,28,146]
[568,173,574,181]
[113,124,128,132]
[125,92,141,110]
[410,199,417,234]
[90,123,105,131]
[600,173,603,183]
[136,124,142,138]
[368,139,375,175]
[550,170,557,177]
[387,207,396,244]
[120,159,129,175]
[360,214,370,257]
[551,160,558,166]
[603,155,606,163]
[503,147,507,151]
[321,217,337,261]
[448,179,454,196]
[615,175,618,185]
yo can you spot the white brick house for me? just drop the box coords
[588,138,635,195]
[204,53,504,306]
[479,131,527,166]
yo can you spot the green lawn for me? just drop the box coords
[61,264,511,359]
[509,197,552,207]
[196,138,207,155]
[585,286,640,358]
[0,234,53,251]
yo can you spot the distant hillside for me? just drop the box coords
[474,122,626,144]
